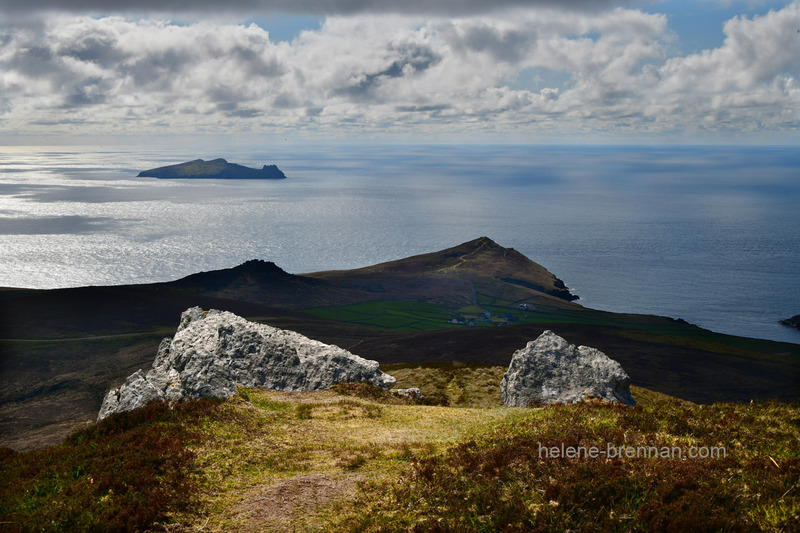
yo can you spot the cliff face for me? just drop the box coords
[98,307,395,420]
[137,158,286,179]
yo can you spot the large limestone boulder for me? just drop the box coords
[98,307,396,420]
[500,330,635,407]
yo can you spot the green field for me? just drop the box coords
[303,300,461,331]
[304,297,686,332]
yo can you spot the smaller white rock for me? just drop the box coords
[393,387,423,399]
[500,330,635,407]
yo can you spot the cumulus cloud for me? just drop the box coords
[647,3,800,129]
[0,0,639,16]
[659,5,800,92]
[0,3,798,139]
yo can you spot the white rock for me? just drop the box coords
[393,387,423,399]
[98,307,396,420]
[500,330,635,407]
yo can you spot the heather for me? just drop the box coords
[1,380,797,532]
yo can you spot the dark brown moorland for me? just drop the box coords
[1,237,798,451]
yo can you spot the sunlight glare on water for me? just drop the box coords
[1,144,798,344]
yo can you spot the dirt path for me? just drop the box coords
[176,389,524,532]
[230,472,364,532]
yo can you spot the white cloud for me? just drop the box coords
[0,3,798,140]
[647,3,800,130]
[0,0,637,16]
[659,4,800,92]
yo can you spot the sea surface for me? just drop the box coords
[1,143,798,344]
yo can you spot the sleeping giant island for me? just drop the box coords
[137,158,287,179]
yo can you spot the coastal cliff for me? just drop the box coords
[780,314,800,329]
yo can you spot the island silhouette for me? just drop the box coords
[137,158,286,179]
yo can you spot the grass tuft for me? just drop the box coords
[295,404,314,420]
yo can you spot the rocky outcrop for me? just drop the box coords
[779,315,800,330]
[98,307,395,420]
[500,330,635,407]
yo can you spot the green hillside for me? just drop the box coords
[1,370,797,532]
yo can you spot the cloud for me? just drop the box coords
[0,3,798,139]
[0,0,639,16]
[658,4,800,92]
[647,3,800,128]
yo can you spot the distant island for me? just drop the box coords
[780,314,800,330]
[137,158,287,179]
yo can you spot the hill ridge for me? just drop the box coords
[307,236,579,303]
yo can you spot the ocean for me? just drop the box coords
[1,143,798,344]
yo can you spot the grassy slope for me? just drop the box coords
[331,395,800,532]
[1,373,798,532]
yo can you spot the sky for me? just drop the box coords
[0,0,798,144]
